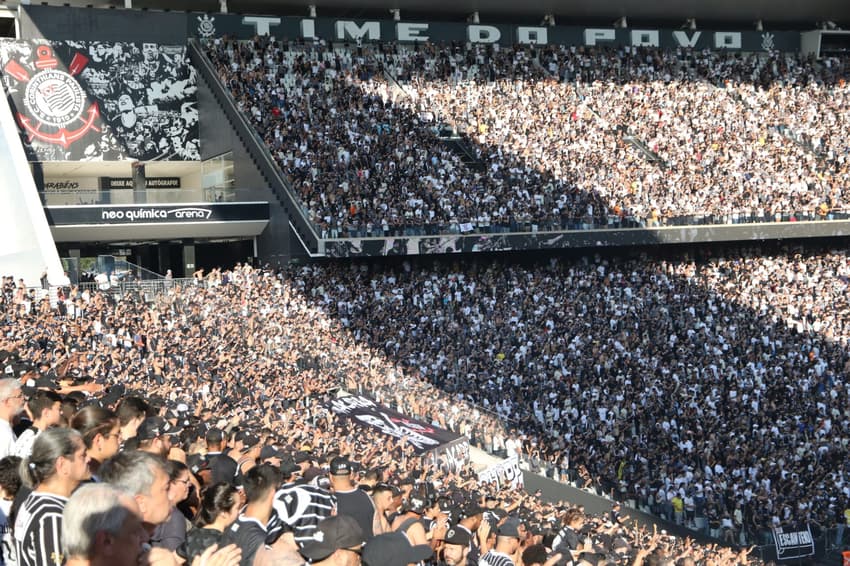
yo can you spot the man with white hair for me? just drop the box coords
[0,379,23,459]
[62,483,149,566]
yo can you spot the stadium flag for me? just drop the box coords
[478,456,524,489]
[772,523,815,561]
[327,394,469,471]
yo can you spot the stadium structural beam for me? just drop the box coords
[468,12,480,24]
[309,5,317,18]
[220,0,228,14]
[123,0,131,8]
[391,9,401,21]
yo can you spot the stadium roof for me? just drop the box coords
[5,0,850,27]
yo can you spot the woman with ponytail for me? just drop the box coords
[179,482,241,563]
[14,428,90,566]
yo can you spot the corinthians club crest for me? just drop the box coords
[3,45,100,149]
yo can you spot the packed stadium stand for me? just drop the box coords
[206,38,850,236]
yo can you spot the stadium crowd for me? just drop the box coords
[204,38,849,236]
[0,261,770,566]
[3,245,850,563]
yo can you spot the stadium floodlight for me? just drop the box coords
[309,4,317,18]
[614,17,627,29]
[542,14,556,27]
[391,9,401,21]
[468,12,480,24]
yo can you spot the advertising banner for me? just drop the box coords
[0,40,199,161]
[43,202,269,225]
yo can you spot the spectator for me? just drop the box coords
[0,456,22,566]
[150,460,192,552]
[298,515,366,566]
[14,428,89,566]
[70,405,121,480]
[331,457,378,539]
[220,464,288,566]
[61,483,148,566]
[361,531,433,566]
[181,482,240,563]
[99,451,171,529]
[13,390,62,458]
[0,380,23,459]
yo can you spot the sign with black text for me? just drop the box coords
[772,523,815,561]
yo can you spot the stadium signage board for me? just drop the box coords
[43,202,269,225]
[100,177,182,189]
[193,14,799,52]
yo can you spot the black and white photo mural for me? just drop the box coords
[0,40,199,161]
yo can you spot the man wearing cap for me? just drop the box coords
[298,515,365,566]
[443,527,472,566]
[330,457,377,539]
[137,417,180,458]
[479,518,523,566]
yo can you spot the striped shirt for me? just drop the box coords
[268,483,336,544]
[13,492,67,566]
[479,550,515,566]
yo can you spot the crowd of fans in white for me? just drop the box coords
[205,37,849,236]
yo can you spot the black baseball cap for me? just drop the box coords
[330,456,351,476]
[362,532,433,566]
[137,417,181,441]
[300,515,365,561]
[444,527,471,546]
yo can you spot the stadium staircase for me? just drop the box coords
[187,39,321,256]
[374,49,487,172]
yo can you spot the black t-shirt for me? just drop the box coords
[220,516,267,566]
[207,452,239,485]
[335,487,376,539]
[179,527,223,563]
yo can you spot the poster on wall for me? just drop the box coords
[0,40,199,161]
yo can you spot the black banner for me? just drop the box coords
[44,202,269,225]
[0,40,199,162]
[772,524,815,561]
[322,219,850,257]
[190,14,799,52]
[327,394,467,461]
[99,177,181,189]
